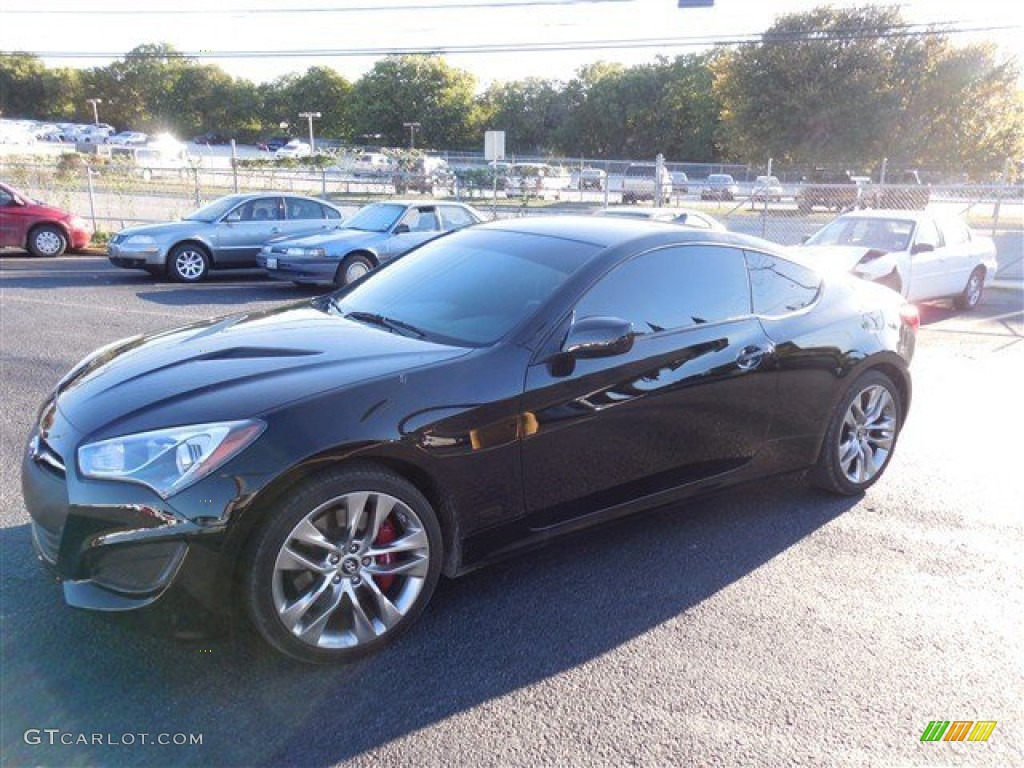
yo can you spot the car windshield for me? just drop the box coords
[185,197,246,222]
[329,228,598,346]
[343,203,406,232]
[708,175,734,184]
[805,216,914,252]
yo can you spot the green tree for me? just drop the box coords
[262,66,353,142]
[350,55,477,149]
[478,78,569,155]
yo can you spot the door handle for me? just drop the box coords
[736,343,774,371]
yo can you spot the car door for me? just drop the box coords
[214,196,283,265]
[0,186,22,247]
[281,197,340,238]
[378,206,442,261]
[934,217,976,295]
[905,215,948,301]
[519,244,779,530]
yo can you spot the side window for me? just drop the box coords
[915,217,943,249]
[399,208,439,232]
[676,212,711,230]
[938,218,970,246]
[231,197,280,222]
[0,189,13,206]
[440,205,476,230]
[744,250,821,316]
[323,205,341,220]
[285,198,325,220]
[575,245,751,334]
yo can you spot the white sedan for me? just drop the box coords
[274,140,312,159]
[798,209,997,309]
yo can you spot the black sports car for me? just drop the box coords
[23,216,918,663]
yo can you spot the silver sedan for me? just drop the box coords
[258,201,485,286]
[107,193,345,282]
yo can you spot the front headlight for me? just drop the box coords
[122,235,159,251]
[78,420,265,498]
[286,247,326,258]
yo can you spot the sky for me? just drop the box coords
[1,1,1021,90]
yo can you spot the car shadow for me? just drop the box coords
[136,281,325,307]
[2,477,857,767]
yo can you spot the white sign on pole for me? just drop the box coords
[484,131,506,161]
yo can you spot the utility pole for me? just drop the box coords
[403,122,421,149]
[299,111,321,152]
[86,98,103,126]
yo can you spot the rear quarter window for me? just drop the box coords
[744,250,822,316]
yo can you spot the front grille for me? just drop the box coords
[31,521,61,565]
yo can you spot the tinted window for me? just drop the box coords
[938,217,970,246]
[440,205,477,229]
[332,229,597,346]
[744,250,822,316]
[228,197,280,222]
[575,245,751,334]
[285,198,326,220]
[915,216,943,249]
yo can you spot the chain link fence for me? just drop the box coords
[4,159,1021,280]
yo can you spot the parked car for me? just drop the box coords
[352,152,396,178]
[392,157,455,195]
[258,201,485,286]
[0,182,91,257]
[595,206,726,231]
[193,131,232,146]
[506,163,570,197]
[861,170,931,210]
[23,216,917,663]
[670,171,690,194]
[577,167,607,191]
[621,163,672,204]
[751,175,784,203]
[257,136,294,152]
[796,169,860,212]
[106,131,148,147]
[700,174,740,201]
[107,193,344,282]
[275,140,312,159]
[798,209,997,309]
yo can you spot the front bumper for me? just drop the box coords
[108,242,164,268]
[257,255,339,284]
[21,404,242,626]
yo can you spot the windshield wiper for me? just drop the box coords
[345,311,425,339]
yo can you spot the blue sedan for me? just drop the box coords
[257,201,485,286]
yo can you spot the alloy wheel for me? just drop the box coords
[837,384,896,485]
[271,491,431,650]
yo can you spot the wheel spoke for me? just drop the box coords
[292,518,340,555]
[277,544,333,574]
[279,577,332,632]
[346,585,378,643]
[296,585,346,644]
[366,527,429,558]
[363,578,404,628]
[367,554,429,580]
[344,492,370,543]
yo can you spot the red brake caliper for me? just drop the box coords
[372,518,397,592]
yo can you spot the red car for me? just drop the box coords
[0,182,91,257]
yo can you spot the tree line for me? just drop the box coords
[1,6,1021,175]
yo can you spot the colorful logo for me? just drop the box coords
[920,721,997,742]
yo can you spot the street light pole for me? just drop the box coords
[403,122,421,149]
[86,98,102,126]
[298,111,321,152]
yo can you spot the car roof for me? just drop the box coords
[833,209,929,222]
[475,214,758,249]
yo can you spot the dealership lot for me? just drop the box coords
[1,256,1022,766]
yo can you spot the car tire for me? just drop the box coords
[335,253,374,287]
[167,243,211,283]
[953,267,985,311]
[243,464,443,664]
[811,370,903,496]
[27,224,68,258]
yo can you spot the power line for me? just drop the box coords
[0,0,632,14]
[2,22,1015,60]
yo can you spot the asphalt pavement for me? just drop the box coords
[1,257,1022,767]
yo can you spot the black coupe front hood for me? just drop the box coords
[55,302,468,437]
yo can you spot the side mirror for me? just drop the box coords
[563,316,634,359]
[393,224,410,234]
[911,242,934,255]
